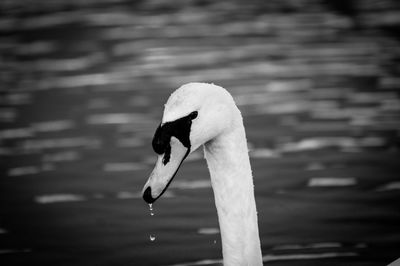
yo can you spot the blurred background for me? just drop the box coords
[0,0,400,265]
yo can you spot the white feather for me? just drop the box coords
[164,83,263,266]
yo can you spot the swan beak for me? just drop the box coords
[142,136,189,204]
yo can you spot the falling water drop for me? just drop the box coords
[149,203,154,216]
[148,204,155,241]
[213,239,217,244]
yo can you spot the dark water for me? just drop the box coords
[1,0,400,265]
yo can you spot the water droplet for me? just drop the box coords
[213,239,217,244]
[148,203,154,216]
[148,204,155,241]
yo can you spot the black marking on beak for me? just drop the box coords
[143,111,198,204]
[143,187,155,204]
[152,111,197,165]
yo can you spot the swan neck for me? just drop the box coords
[204,122,263,266]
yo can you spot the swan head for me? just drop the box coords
[142,82,238,203]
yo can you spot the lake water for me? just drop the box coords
[0,1,399,265]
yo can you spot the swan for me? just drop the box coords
[142,82,263,266]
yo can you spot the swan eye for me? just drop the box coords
[189,111,198,120]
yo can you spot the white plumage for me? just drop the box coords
[143,83,263,266]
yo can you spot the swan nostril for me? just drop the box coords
[143,187,156,204]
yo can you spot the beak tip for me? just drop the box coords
[143,186,156,204]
